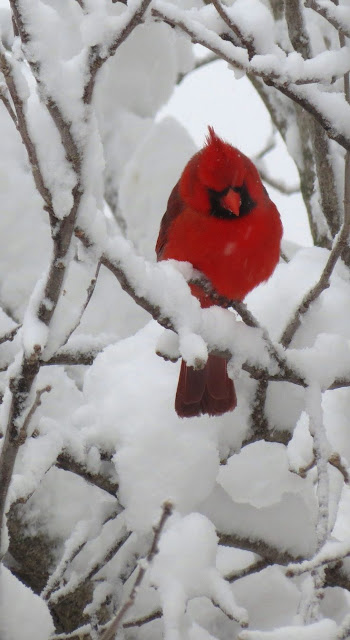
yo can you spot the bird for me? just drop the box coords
[156,127,283,418]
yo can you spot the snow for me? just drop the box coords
[150,513,248,637]
[2,0,350,637]
[238,618,337,640]
[218,441,315,510]
[0,566,54,640]
[226,0,275,55]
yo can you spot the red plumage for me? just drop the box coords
[156,127,283,418]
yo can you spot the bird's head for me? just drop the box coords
[179,126,258,219]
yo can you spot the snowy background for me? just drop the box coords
[0,1,350,639]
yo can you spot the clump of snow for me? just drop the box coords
[233,566,300,632]
[218,441,315,509]
[156,329,180,362]
[200,483,317,558]
[0,566,54,640]
[150,513,248,638]
[287,411,314,473]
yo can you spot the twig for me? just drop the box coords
[49,526,131,604]
[286,543,350,578]
[42,349,100,367]
[152,2,350,150]
[280,168,350,348]
[218,531,303,565]
[17,385,51,445]
[0,85,17,127]
[211,0,255,59]
[57,260,102,350]
[225,558,268,583]
[257,167,300,195]
[55,451,119,497]
[42,505,120,601]
[83,0,153,104]
[123,609,162,628]
[305,0,350,38]
[296,452,350,485]
[0,42,54,216]
[99,501,173,640]
[0,324,20,345]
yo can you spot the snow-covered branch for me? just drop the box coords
[100,502,173,640]
[305,0,350,39]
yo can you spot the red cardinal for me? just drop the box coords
[156,127,282,418]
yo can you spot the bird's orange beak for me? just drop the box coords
[220,188,241,216]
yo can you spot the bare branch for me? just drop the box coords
[99,501,173,640]
[123,609,163,628]
[225,558,269,583]
[258,167,300,194]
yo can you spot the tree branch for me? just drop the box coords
[281,150,350,348]
[152,2,350,150]
[99,501,173,640]
[55,452,119,497]
[305,0,350,38]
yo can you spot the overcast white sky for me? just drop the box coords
[160,57,312,247]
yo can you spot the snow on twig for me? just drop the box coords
[99,501,173,640]
[83,0,153,104]
[281,153,350,349]
[152,0,350,150]
[0,325,20,346]
[305,0,350,39]
[49,518,130,605]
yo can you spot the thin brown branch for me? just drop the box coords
[0,324,20,345]
[281,150,350,348]
[123,609,162,628]
[211,0,255,59]
[17,385,51,445]
[55,452,119,497]
[58,260,102,350]
[83,0,152,104]
[152,5,350,150]
[99,501,173,640]
[305,0,350,38]
[258,167,300,194]
[0,44,55,218]
[225,558,269,583]
[42,505,121,602]
[0,85,18,127]
[42,349,100,367]
[218,531,304,565]
[49,526,131,605]
[295,451,349,484]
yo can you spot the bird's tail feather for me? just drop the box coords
[175,354,237,418]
